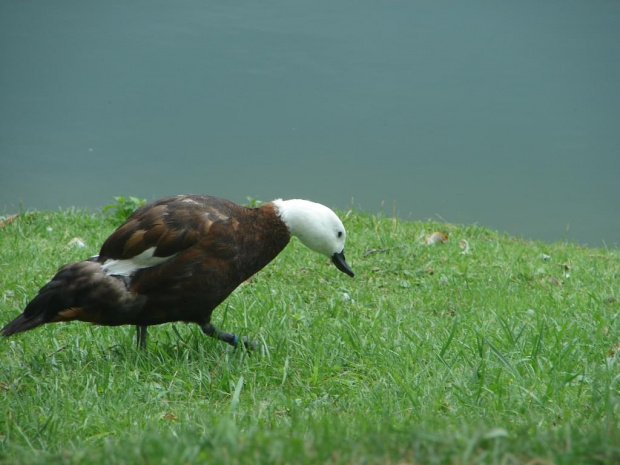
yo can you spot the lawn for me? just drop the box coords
[0,204,619,464]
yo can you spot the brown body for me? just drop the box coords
[1,195,291,338]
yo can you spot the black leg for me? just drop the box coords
[201,323,254,350]
[136,325,147,349]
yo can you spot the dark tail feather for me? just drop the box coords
[2,260,138,339]
[1,313,47,336]
[2,262,89,337]
[1,292,56,337]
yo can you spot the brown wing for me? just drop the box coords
[98,195,240,261]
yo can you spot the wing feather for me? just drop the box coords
[98,195,236,268]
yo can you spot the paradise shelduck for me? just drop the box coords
[1,194,354,349]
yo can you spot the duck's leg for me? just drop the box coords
[136,325,148,349]
[201,323,254,350]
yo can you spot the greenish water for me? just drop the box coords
[1,0,618,246]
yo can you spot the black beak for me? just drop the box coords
[331,251,354,277]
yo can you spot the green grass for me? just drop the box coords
[1,207,619,464]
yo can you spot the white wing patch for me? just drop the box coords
[101,247,176,276]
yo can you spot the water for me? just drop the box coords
[1,0,619,246]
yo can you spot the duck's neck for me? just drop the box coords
[235,202,291,280]
[271,198,313,239]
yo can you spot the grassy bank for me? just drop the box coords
[0,206,619,464]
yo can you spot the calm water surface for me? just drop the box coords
[1,1,619,245]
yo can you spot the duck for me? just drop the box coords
[1,194,354,349]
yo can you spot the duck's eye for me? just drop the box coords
[337,231,343,238]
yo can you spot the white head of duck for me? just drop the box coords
[273,199,354,277]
